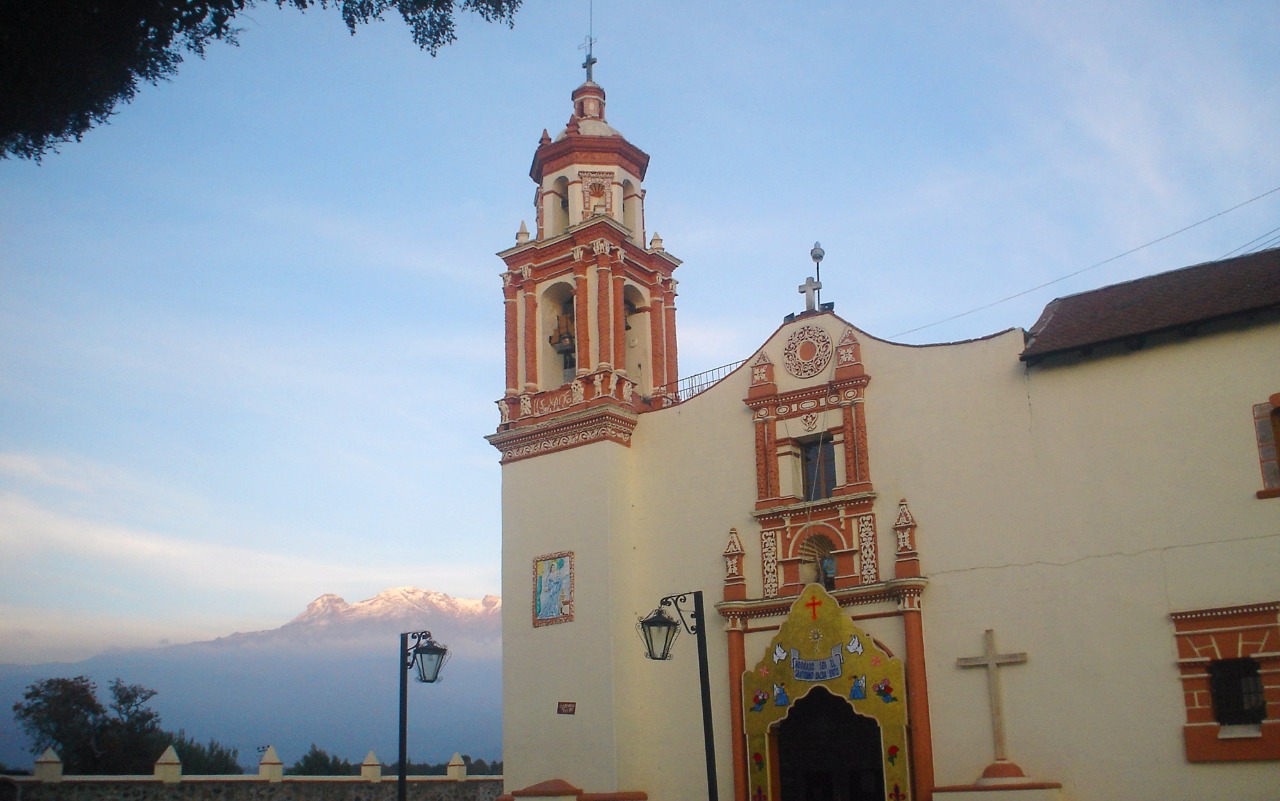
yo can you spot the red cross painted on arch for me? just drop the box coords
[805,595,823,620]
[888,784,906,801]
[753,786,767,801]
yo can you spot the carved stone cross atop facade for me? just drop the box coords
[798,277,822,311]
[956,629,1027,762]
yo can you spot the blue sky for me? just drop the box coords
[2,1,1278,663]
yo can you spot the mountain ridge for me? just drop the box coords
[0,587,504,769]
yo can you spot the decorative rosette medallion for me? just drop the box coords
[782,325,833,379]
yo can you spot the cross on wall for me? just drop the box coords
[956,629,1027,763]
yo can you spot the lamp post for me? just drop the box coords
[638,591,718,801]
[398,630,448,801]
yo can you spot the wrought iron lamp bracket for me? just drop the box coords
[661,593,700,635]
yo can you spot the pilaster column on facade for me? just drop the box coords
[852,399,871,484]
[612,274,627,373]
[900,591,934,801]
[764,415,780,500]
[535,188,547,240]
[650,295,667,393]
[573,267,591,375]
[664,288,678,388]
[840,400,858,487]
[596,262,613,370]
[522,288,538,392]
[754,414,770,500]
[503,282,519,394]
[567,179,584,227]
[726,618,748,801]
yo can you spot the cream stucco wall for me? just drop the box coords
[499,308,1279,801]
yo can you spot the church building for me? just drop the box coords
[487,66,1280,801]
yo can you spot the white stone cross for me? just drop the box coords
[956,629,1027,762]
[798,276,822,311]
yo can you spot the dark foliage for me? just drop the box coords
[387,753,503,775]
[168,730,244,774]
[287,743,358,775]
[11,676,240,775]
[0,0,521,160]
[11,676,108,773]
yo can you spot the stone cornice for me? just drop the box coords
[715,578,929,622]
[753,492,878,521]
[487,405,639,464]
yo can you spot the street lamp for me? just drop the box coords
[637,591,718,801]
[399,630,448,801]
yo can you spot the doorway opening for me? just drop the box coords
[775,687,885,801]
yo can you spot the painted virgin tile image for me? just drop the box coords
[532,551,574,626]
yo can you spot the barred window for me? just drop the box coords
[1209,658,1266,726]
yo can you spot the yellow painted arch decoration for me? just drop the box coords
[741,584,911,801]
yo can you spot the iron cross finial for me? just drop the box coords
[579,35,598,82]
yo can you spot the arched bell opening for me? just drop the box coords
[622,284,650,394]
[622,178,643,244]
[542,175,570,238]
[541,281,577,388]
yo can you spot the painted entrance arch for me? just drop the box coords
[742,584,911,801]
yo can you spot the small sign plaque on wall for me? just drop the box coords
[556,701,577,715]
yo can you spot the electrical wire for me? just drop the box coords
[891,184,1280,339]
[1219,224,1280,259]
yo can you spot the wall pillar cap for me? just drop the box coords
[977,759,1027,784]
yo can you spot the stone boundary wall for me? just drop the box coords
[0,746,502,801]
[1,776,503,801]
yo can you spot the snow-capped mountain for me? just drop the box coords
[0,588,503,770]
[286,587,502,628]
[202,587,501,649]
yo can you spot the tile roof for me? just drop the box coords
[1020,247,1280,363]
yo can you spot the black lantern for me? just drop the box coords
[638,592,719,801]
[411,636,448,683]
[638,606,681,661]
[399,631,448,801]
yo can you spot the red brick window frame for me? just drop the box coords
[1254,393,1280,499]
[1170,602,1280,762]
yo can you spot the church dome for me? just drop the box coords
[554,81,623,140]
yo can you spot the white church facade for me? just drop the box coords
[487,71,1280,801]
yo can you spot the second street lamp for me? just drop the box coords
[398,630,448,801]
[638,591,718,801]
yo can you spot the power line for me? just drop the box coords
[1219,224,1280,259]
[892,184,1280,338]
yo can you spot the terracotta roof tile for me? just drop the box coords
[1021,247,1280,362]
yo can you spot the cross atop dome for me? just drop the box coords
[579,35,598,83]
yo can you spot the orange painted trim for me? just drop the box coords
[1258,487,1280,499]
[486,407,639,463]
[574,268,591,374]
[504,291,519,394]
[530,136,650,184]
[580,794,649,801]
[664,291,678,388]
[841,401,858,488]
[1184,722,1280,761]
[595,265,612,369]
[903,608,935,801]
[727,626,748,801]
[611,275,626,373]
[649,296,666,392]
[933,782,1063,793]
[522,290,538,391]
[507,778,582,796]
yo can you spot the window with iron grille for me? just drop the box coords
[1209,658,1266,725]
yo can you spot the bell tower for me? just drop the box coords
[488,69,681,463]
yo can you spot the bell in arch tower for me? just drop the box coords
[488,64,682,464]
